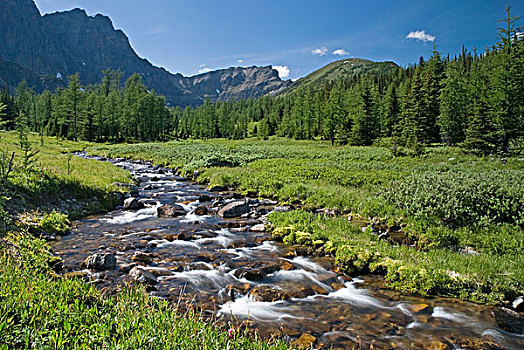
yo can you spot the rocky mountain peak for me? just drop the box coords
[0,1,291,106]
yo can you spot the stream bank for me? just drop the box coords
[51,156,524,350]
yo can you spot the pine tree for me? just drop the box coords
[36,90,52,136]
[490,6,523,152]
[323,81,345,145]
[65,74,82,141]
[400,68,426,150]
[351,82,378,145]
[423,46,444,143]
[438,62,468,144]
[383,85,400,137]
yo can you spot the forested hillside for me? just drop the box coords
[1,9,522,154]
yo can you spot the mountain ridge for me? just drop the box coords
[285,58,400,93]
[0,0,291,106]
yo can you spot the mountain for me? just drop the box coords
[0,0,290,106]
[285,58,400,92]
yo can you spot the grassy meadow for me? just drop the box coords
[90,137,524,304]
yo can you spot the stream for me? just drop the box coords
[51,156,524,350]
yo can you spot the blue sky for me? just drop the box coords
[33,0,524,80]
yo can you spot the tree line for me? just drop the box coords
[1,8,522,155]
[1,70,172,143]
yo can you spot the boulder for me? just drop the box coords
[198,194,213,202]
[233,267,266,281]
[157,204,186,218]
[119,263,137,273]
[123,197,144,210]
[82,253,116,271]
[129,267,158,285]
[250,224,266,232]
[218,201,250,218]
[248,285,291,302]
[513,296,524,312]
[492,307,524,334]
[194,205,209,216]
[292,333,316,349]
[208,185,226,192]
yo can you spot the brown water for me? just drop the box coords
[51,156,524,350]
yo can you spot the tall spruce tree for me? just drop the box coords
[438,62,468,144]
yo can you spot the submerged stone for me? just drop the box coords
[248,285,291,302]
[293,333,316,349]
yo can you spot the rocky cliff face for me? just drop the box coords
[0,0,290,106]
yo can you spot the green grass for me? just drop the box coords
[269,210,523,304]
[1,131,132,218]
[89,137,524,304]
[0,233,290,350]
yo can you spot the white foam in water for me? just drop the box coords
[225,248,249,259]
[320,281,387,308]
[226,241,279,259]
[482,329,506,343]
[163,269,233,289]
[181,212,211,223]
[397,303,414,316]
[102,206,159,225]
[251,241,279,252]
[154,240,201,250]
[406,321,423,329]
[287,256,329,273]
[432,306,471,323]
[218,295,298,321]
[196,235,233,247]
[268,269,333,294]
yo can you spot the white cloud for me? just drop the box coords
[198,64,212,74]
[237,59,244,63]
[312,47,328,56]
[272,65,290,79]
[406,30,436,42]
[332,49,349,56]
[145,25,168,35]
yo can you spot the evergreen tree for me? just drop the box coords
[351,82,379,145]
[65,74,82,141]
[490,6,523,152]
[438,62,468,144]
[383,85,400,137]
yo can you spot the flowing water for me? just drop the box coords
[51,157,524,349]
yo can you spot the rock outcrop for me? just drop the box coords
[0,0,291,106]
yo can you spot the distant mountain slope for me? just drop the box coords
[0,0,290,106]
[285,58,400,92]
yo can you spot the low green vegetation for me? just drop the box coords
[91,138,524,304]
[0,131,131,219]
[0,131,289,349]
[0,233,288,350]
